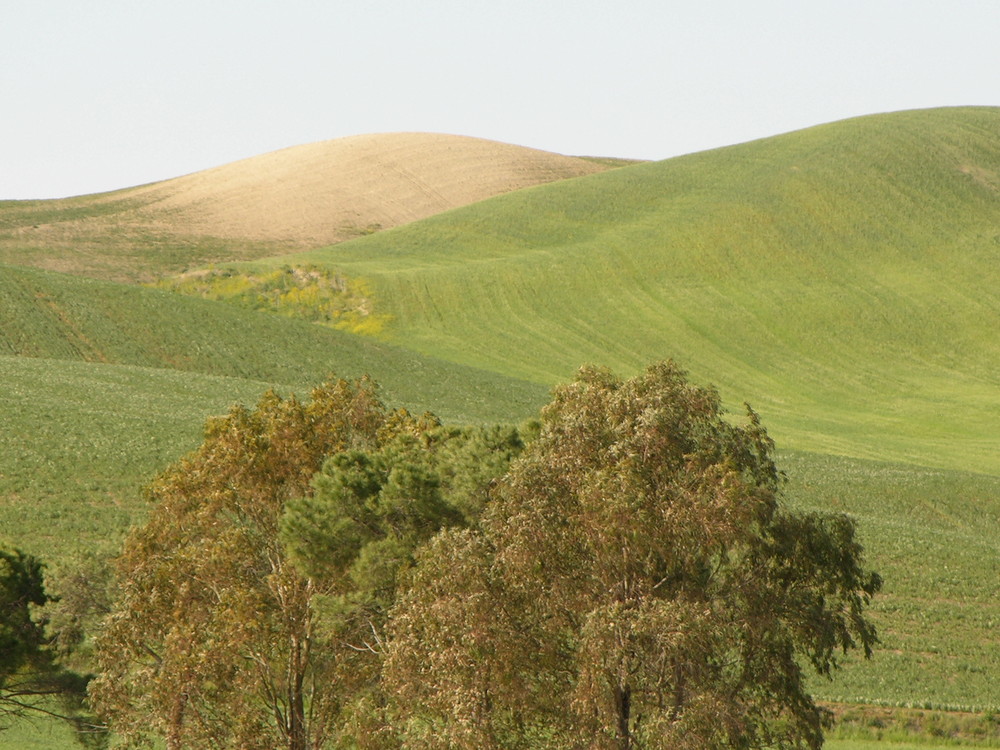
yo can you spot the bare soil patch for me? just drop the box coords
[121,132,611,245]
[1,133,614,280]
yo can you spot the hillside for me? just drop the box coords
[0,133,615,282]
[0,263,547,425]
[0,356,274,557]
[0,263,548,560]
[141,106,1000,714]
[237,106,1000,475]
[2,108,999,737]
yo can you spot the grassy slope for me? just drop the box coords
[256,106,1000,476]
[0,133,611,282]
[782,451,1000,710]
[0,356,273,558]
[0,263,548,424]
[3,109,999,744]
[0,263,547,560]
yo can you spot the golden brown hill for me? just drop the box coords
[130,133,613,244]
[0,134,616,282]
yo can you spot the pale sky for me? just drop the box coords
[2,0,998,200]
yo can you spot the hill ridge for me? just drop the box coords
[237,106,1000,475]
[0,132,617,281]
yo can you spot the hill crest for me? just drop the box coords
[0,132,616,281]
[122,132,613,244]
[259,106,1000,475]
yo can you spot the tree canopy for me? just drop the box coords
[278,423,526,747]
[91,377,527,750]
[92,363,881,750]
[91,377,394,750]
[385,362,882,750]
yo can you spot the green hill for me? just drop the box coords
[135,107,1000,717]
[2,108,999,742]
[0,263,547,425]
[229,106,1000,476]
[0,263,547,560]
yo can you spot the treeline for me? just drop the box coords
[7,362,881,750]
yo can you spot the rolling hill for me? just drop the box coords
[230,106,1000,476]
[0,262,549,562]
[0,263,547,422]
[1,109,999,740]
[0,133,617,282]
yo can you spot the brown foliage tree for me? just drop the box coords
[91,377,393,750]
[386,362,881,750]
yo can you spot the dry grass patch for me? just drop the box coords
[125,132,612,245]
[0,133,614,281]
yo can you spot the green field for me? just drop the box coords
[1,106,998,746]
[214,107,1000,476]
[0,263,548,427]
[782,452,1000,711]
[0,262,549,562]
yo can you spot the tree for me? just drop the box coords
[386,362,882,750]
[91,377,394,750]
[278,423,527,748]
[0,546,50,719]
[0,545,100,746]
[91,377,528,750]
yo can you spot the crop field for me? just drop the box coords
[781,451,1000,711]
[210,107,1000,476]
[0,264,549,424]
[0,193,289,283]
[0,264,548,563]
[0,355,275,558]
[0,353,544,563]
[1,107,998,746]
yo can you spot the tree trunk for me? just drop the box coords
[287,632,308,750]
[614,683,632,750]
[166,691,186,750]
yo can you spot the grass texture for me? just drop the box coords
[235,107,1000,476]
[0,263,548,424]
[781,452,1000,711]
[2,107,999,744]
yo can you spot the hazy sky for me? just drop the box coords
[3,0,998,199]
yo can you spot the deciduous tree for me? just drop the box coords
[386,362,881,750]
[92,378,528,750]
[91,378,393,750]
